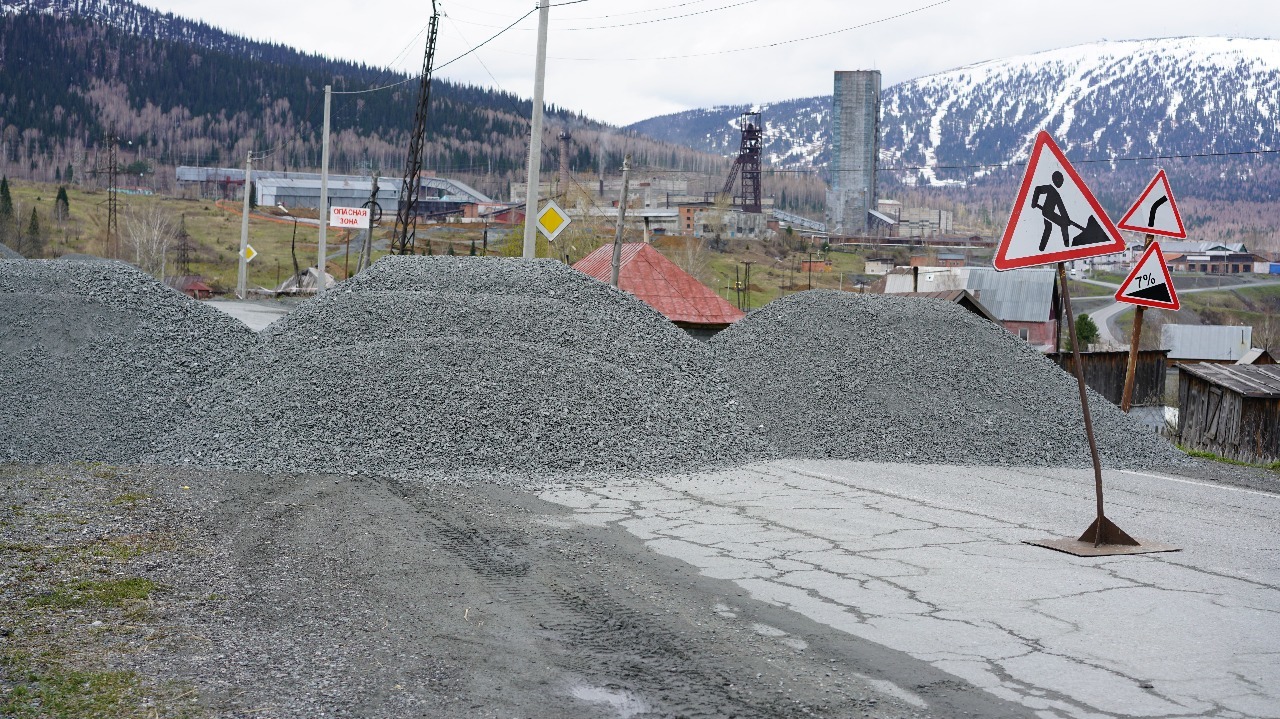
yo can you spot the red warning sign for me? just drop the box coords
[994,131,1127,271]
[1115,242,1180,310]
[1117,169,1186,238]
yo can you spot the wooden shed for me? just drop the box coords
[1175,363,1280,464]
[1047,349,1170,407]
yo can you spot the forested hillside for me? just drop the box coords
[0,2,729,200]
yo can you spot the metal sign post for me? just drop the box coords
[1120,233,1155,412]
[995,132,1179,556]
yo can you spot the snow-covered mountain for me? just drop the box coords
[627,38,1280,199]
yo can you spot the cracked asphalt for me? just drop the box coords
[542,460,1280,719]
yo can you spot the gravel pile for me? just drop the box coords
[156,256,765,481]
[711,291,1185,469]
[0,259,256,463]
[0,243,22,259]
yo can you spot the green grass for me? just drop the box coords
[0,652,149,719]
[1180,446,1280,473]
[27,578,156,609]
[109,492,150,507]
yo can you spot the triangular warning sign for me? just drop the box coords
[994,131,1127,271]
[1117,170,1186,238]
[1115,242,1179,310]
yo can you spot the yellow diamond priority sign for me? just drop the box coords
[240,245,257,262]
[535,200,571,242]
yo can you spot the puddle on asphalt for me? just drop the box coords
[850,672,929,708]
[568,683,650,718]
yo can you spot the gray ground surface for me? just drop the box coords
[2,463,1041,718]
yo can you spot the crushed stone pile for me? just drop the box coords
[155,256,766,481]
[0,244,22,259]
[0,260,257,463]
[711,291,1185,469]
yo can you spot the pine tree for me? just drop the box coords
[0,177,12,221]
[1075,314,1100,349]
[54,186,70,222]
[65,163,74,184]
[23,208,44,258]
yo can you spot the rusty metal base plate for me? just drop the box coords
[1024,538,1182,557]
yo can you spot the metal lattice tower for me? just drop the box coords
[715,113,763,213]
[89,130,121,259]
[390,1,440,256]
[175,214,193,277]
[737,113,762,213]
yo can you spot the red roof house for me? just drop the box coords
[573,243,745,336]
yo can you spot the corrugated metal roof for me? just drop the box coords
[964,268,1057,323]
[1237,348,1278,364]
[1157,240,1247,254]
[573,244,745,327]
[881,267,1056,322]
[1178,363,1280,398]
[1162,325,1253,361]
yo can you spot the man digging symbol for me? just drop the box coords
[1032,171,1071,252]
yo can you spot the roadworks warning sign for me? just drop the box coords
[994,131,1126,271]
[1115,242,1180,310]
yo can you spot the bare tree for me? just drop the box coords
[122,202,177,279]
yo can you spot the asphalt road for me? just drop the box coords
[202,299,292,331]
[544,460,1280,719]
[1072,277,1280,346]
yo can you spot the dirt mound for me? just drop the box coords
[711,291,1184,469]
[0,260,256,463]
[156,256,766,481]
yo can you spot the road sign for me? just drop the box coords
[240,244,257,262]
[1115,242,1179,310]
[536,200,571,241]
[330,206,370,229]
[994,131,1126,271]
[1117,169,1186,238]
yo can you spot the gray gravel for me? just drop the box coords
[0,259,256,463]
[0,243,22,259]
[711,290,1187,469]
[155,256,767,481]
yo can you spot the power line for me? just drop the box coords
[449,0,758,31]
[560,0,760,31]
[538,0,952,61]
[329,6,537,95]
[758,148,1280,173]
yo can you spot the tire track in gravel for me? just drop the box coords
[162,469,1039,718]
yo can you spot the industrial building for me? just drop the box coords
[826,70,881,236]
[175,166,492,216]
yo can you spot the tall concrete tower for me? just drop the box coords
[826,70,881,236]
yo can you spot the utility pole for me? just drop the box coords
[522,0,550,259]
[237,150,252,299]
[610,154,632,287]
[357,171,379,273]
[317,85,332,294]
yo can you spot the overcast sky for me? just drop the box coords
[131,0,1278,126]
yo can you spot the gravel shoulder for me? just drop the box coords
[2,462,1037,718]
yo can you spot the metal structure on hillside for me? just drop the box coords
[89,130,121,259]
[390,1,440,256]
[711,112,762,213]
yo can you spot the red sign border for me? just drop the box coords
[1114,242,1180,310]
[1117,169,1187,238]
[994,131,1127,271]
